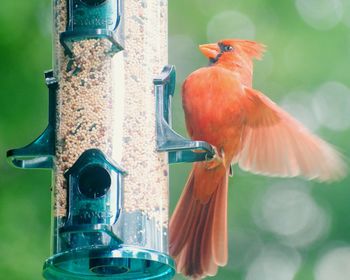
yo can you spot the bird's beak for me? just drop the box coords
[199,43,220,59]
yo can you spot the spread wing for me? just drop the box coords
[238,87,347,181]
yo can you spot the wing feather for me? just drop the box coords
[238,87,347,181]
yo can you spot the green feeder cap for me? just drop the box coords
[60,0,123,56]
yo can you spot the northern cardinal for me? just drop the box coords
[169,39,347,279]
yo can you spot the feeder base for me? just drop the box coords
[43,245,175,279]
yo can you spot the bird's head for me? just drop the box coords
[199,39,265,67]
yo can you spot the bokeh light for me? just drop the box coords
[312,81,350,131]
[253,182,330,248]
[314,246,350,280]
[295,0,343,30]
[227,229,263,270]
[281,91,320,131]
[207,11,255,42]
[342,0,350,28]
[245,244,301,280]
[194,0,238,17]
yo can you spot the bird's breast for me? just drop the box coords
[182,66,244,148]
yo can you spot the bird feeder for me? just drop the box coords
[7,0,214,279]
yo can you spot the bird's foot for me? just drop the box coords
[205,147,226,170]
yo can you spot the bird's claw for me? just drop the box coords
[205,147,226,170]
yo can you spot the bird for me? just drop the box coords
[169,39,347,279]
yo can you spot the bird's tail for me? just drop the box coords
[169,164,229,279]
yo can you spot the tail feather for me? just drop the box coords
[169,171,197,256]
[190,202,209,275]
[212,174,228,265]
[169,164,229,278]
[200,192,218,276]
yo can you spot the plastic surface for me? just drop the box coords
[60,0,123,56]
[43,246,174,280]
[62,149,124,237]
[6,71,57,169]
[155,65,215,164]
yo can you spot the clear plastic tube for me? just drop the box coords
[120,0,169,250]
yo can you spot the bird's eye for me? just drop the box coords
[222,45,233,52]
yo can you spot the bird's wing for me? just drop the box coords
[238,87,347,181]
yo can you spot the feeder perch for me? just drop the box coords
[7,70,57,169]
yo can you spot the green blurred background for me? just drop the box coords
[0,0,349,279]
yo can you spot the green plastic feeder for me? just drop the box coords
[7,1,215,279]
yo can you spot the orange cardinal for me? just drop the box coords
[169,39,347,279]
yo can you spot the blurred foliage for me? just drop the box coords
[0,0,349,279]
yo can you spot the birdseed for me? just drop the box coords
[52,0,169,231]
